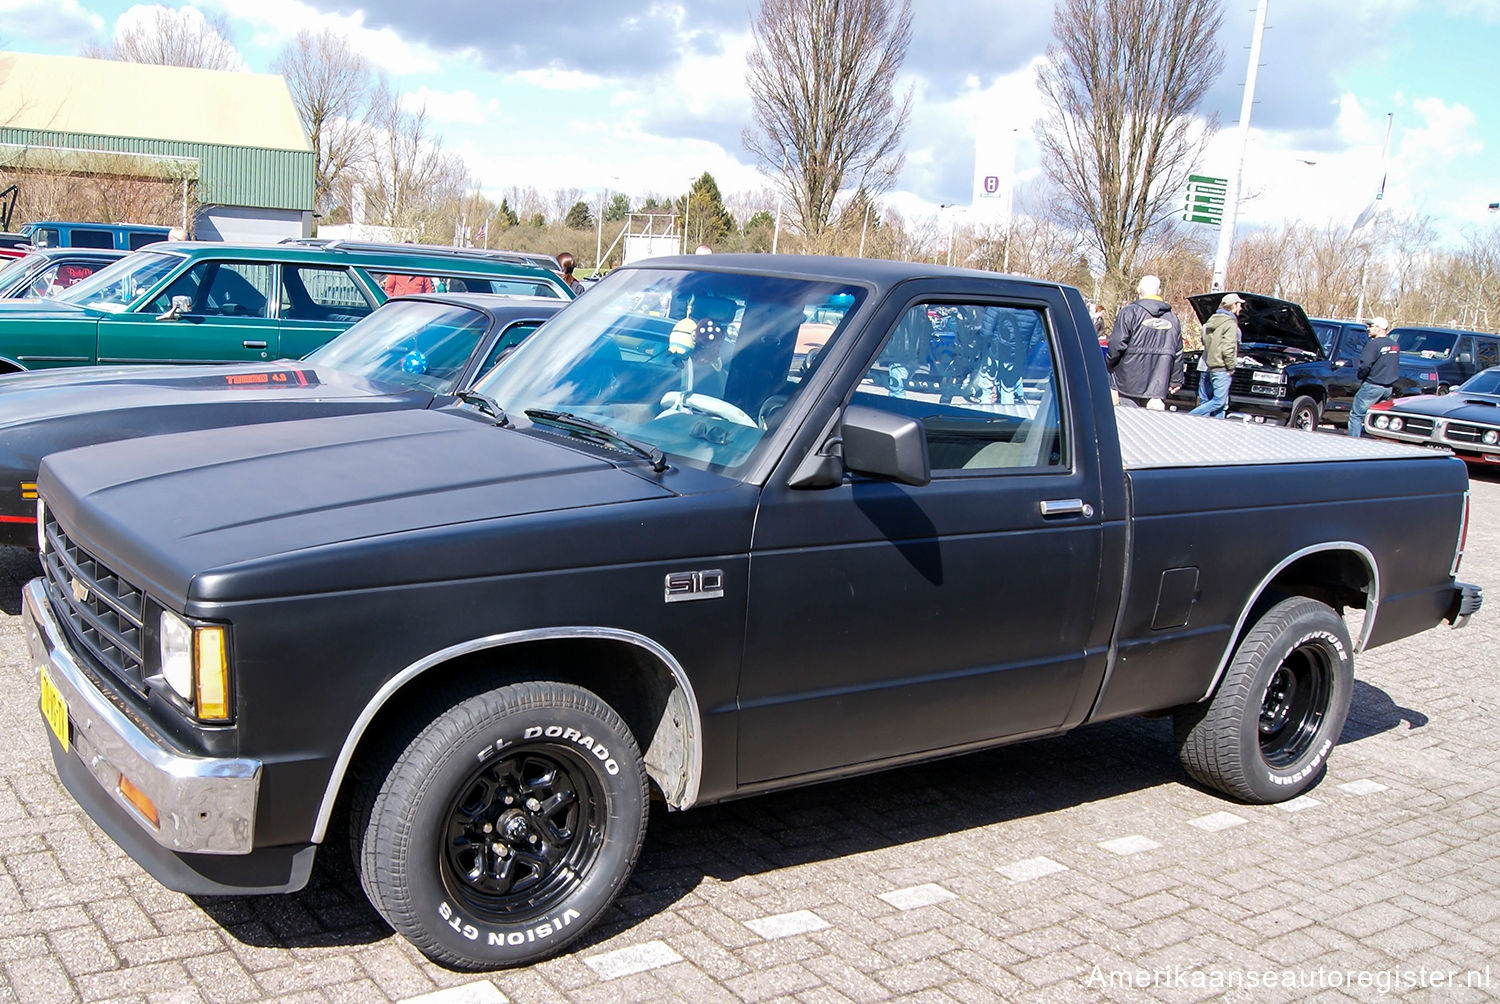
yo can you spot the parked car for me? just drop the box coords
[0,247,127,299]
[1391,324,1500,394]
[24,254,1480,969]
[1363,365,1500,464]
[1166,295,1425,428]
[18,220,171,251]
[0,240,572,373]
[0,293,564,546]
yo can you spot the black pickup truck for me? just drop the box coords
[24,256,1481,970]
[1169,295,1425,428]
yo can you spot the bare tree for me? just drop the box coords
[744,0,913,252]
[1036,0,1224,304]
[86,5,243,71]
[273,30,376,216]
[362,89,471,237]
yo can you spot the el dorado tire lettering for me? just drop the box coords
[523,725,620,775]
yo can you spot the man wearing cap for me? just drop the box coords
[1348,316,1399,437]
[1106,274,1183,409]
[1188,292,1245,418]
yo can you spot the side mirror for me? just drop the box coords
[841,404,930,486]
[157,295,192,321]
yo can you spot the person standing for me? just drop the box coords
[1188,292,1244,418]
[1348,317,1399,437]
[1106,275,1183,409]
[556,252,585,294]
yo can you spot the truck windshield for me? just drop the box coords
[474,267,866,474]
[1395,329,1457,360]
[55,251,182,312]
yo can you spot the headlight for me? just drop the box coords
[35,499,46,554]
[159,610,231,721]
[1373,415,1390,429]
[1389,417,1404,432]
[1484,430,1499,446]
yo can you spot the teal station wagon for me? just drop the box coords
[0,241,572,372]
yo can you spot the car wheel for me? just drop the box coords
[1287,396,1319,431]
[354,681,649,969]
[1173,597,1353,803]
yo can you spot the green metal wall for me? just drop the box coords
[0,128,313,211]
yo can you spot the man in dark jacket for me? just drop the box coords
[1106,275,1184,408]
[1348,316,1398,437]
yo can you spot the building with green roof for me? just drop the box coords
[0,51,313,242]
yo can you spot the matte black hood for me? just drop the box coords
[39,408,676,603]
[1189,292,1322,357]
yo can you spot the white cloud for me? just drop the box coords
[201,0,442,75]
[0,0,102,38]
[511,67,604,93]
[399,87,497,126]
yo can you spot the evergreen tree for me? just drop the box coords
[679,172,735,248]
[497,198,519,228]
[565,201,594,229]
[605,193,631,222]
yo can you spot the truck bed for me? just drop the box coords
[1116,408,1428,469]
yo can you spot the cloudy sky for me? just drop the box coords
[6,0,1498,242]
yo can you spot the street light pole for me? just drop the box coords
[1211,0,1270,292]
[858,198,873,258]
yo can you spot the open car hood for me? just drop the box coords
[1189,291,1323,358]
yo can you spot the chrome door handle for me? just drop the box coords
[242,340,268,349]
[1040,498,1094,518]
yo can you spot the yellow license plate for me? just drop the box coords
[39,666,68,753]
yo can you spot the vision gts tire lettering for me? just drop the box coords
[1173,597,1353,804]
[355,681,648,969]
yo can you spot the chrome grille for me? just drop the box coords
[41,511,147,692]
[1444,422,1490,446]
[1396,416,1436,436]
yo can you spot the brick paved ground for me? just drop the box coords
[0,473,1495,1003]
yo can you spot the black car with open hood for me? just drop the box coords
[1167,292,1423,429]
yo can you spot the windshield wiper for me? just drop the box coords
[456,391,510,426]
[524,408,667,472]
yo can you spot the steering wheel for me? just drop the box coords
[757,394,790,430]
[657,391,757,427]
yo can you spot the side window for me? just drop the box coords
[1456,336,1476,365]
[71,229,115,249]
[128,232,163,250]
[1337,326,1369,362]
[1477,338,1499,371]
[477,321,543,374]
[33,228,60,248]
[853,302,1066,472]
[281,266,373,321]
[150,262,272,318]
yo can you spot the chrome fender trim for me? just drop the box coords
[1196,541,1379,703]
[310,626,704,843]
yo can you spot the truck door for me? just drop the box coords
[738,290,1107,784]
[96,260,280,364]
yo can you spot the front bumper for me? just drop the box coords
[23,578,261,854]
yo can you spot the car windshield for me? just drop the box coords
[1394,329,1457,359]
[304,300,493,393]
[1459,369,1500,395]
[474,266,866,474]
[0,254,33,290]
[55,251,182,312]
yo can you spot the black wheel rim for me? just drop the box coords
[439,744,605,923]
[1258,644,1332,768]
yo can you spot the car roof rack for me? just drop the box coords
[277,238,558,272]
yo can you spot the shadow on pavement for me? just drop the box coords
[197,675,1422,961]
[0,546,40,616]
